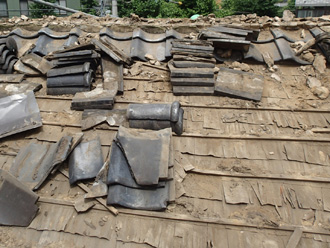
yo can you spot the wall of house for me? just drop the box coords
[297,7,330,17]
[66,0,81,12]
[7,0,20,18]
[4,0,82,18]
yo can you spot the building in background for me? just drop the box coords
[295,0,330,17]
[0,0,81,18]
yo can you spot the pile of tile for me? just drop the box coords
[46,62,94,95]
[92,37,132,96]
[46,44,100,95]
[127,101,184,135]
[107,127,174,210]
[199,26,258,62]
[67,38,133,110]
[169,39,216,95]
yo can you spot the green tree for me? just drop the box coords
[118,0,133,17]
[29,0,56,18]
[158,1,185,18]
[221,0,279,17]
[118,0,161,18]
[81,0,99,15]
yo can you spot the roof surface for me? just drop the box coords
[1,13,330,248]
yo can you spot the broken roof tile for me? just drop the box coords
[215,67,264,101]
[107,141,165,188]
[116,127,172,186]
[69,137,104,185]
[81,109,127,130]
[71,87,115,110]
[21,53,52,75]
[0,91,42,139]
[107,183,169,210]
[0,169,39,226]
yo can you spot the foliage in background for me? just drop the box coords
[118,0,161,18]
[81,0,99,15]
[221,0,280,17]
[118,0,220,18]
[180,0,219,17]
[157,1,185,18]
[117,0,284,18]
[29,0,56,18]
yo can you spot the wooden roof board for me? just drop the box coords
[284,142,306,162]
[251,181,283,207]
[303,143,330,166]
[292,184,323,210]
[182,174,223,201]
[223,180,250,204]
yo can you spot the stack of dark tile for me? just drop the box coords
[107,126,174,210]
[169,39,216,95]
[199,26,259,62]
[46,44,100,95]
[0,37,18,74]
[127,101,184,135]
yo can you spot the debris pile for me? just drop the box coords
[127,101,184,135]
[169,39,216,95]
[107,127,174,210]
